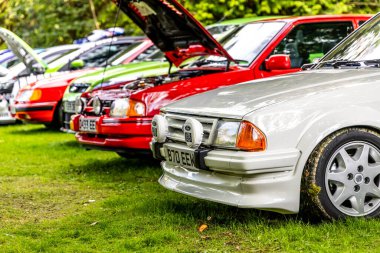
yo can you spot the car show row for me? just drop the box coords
[2,0,380,219]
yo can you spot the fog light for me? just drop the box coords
[75,97,85,114]
[183,118,203,149]
[152,115,168,143]
[93,96,102,115]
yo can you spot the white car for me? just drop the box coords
[151,13,380,219]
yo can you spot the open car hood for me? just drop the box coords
[0,27,48,72]
[115,0,234,66]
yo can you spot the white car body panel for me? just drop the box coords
[158,68,380,213]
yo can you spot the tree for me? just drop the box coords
[0,0,379,48]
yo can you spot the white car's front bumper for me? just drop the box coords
[155,142,302,214]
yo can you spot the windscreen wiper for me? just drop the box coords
[192,58,248,67]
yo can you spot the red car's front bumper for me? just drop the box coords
[15,101,57,123]
[72,114,153,151]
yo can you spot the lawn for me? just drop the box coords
[0,124,378,252]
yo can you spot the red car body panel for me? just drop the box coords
[15,69,96,123]
[117,0,234,66]
[14,39,153,124]
[73,15,372,153]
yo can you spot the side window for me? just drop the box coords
[132,46,159,62]
[77,43,131,68]
[359,20,367,26]
[270,22,354,68]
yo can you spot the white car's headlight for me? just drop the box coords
[214,120,267,151]
[110,98,130,118]
[75,97,86,114]
[214,121,240,148]
[93,96,102,115]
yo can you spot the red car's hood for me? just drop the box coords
[28,69,98,89]
[91,88,131,101]
[114,0,234,67]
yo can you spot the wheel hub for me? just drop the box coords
[354,173,364,184]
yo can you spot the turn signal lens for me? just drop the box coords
[69,119,75,131]
[127,99,145,117]
[236,121,266,151]
[29,89,42,101]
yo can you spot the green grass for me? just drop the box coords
[0,124,378,252]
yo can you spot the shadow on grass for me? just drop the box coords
[9,126,60,135]
[61,140,81,148]
[66,156,161,177]
[138,194,325,226]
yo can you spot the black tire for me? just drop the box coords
[302,127,380,219]
[45,102,64,130]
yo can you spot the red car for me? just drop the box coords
[13,38,154,128]
[71,0,370,157]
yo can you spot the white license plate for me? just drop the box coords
[165,145,196,169]
[64,101,75,113]
[0,112,9,118]
[79,118,97,132]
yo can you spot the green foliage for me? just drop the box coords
[0,0,380,47]
[180,0,380,25]
[0,0,141,48]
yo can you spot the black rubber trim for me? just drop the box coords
[194,148,211,170]
[151,141,165,160]
[16,106,54,112]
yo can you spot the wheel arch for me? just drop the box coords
[294,107,380,179]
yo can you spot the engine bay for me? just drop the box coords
[122,69,220,91]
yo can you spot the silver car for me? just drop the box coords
[151,14,380,219]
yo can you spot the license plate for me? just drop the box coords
[165,145,197,169]
[64,101,75,113]
[79,118,97,133]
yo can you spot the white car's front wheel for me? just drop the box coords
[303,128,380,219]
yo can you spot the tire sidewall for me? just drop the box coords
[315,129,380,219]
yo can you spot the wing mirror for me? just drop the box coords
[265,54,291,71]
[70,59,85,70]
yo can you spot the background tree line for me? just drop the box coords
[0,0,380,48]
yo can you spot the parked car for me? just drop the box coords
[61,48,168,131]
[151,12,380,220]
[14,39,159,129]
[0,40,81,124]
[70,0,370,158]
[206,16,284,39]
[74,27,126,44]
[0,28,141,124]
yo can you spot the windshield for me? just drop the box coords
[318,14,380,67]
[194,22,286,68]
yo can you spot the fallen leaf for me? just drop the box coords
[88,200,96,203]
[90,221,98,226]
[198,224,208,233]
[207,216,212,221]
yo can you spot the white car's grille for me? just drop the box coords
[64,101,75,113]
[165,113,218,145]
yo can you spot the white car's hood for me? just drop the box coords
[163,68,380,119]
